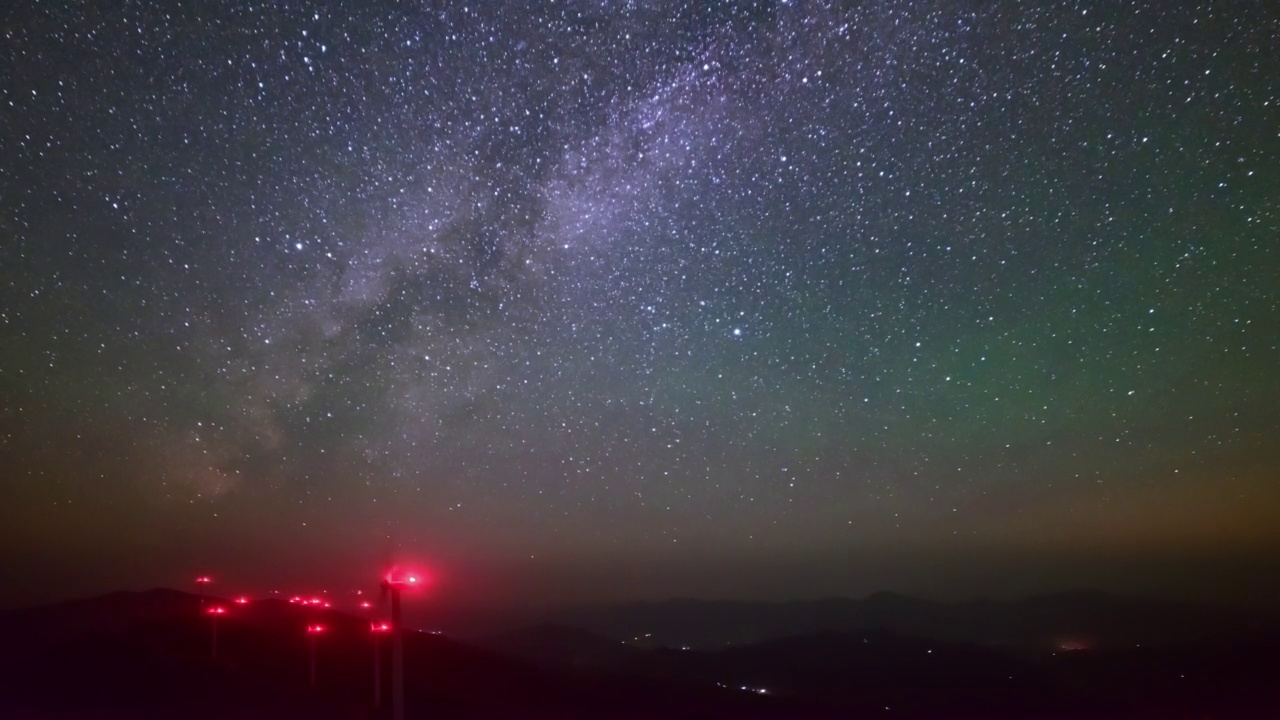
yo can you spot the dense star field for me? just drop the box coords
[2,1,1277,608]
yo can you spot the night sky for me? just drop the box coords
[2,1,1278,611]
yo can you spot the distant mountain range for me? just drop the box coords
[0,588,809,719]
[2,588,1278,718]
[480,622,1036,700]
[528,590,1276,649]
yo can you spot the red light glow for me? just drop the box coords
[370,621,392,633]
[195,576,212,584]
[234,596,250,605]
[383,566,428,589]
[206,606,227,615]
[359,601,373,609]
[307,624,326,634]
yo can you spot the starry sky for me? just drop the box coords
[2,1,1278,610]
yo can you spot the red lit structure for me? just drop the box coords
[381,568,425,720]
[205,605,227,659]
[194,575,213,610]
[306,624,326,688]
[370,621,392,708]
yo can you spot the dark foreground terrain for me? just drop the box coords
[1,589,1277,719]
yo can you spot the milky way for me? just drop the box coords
[2,1,1278,606]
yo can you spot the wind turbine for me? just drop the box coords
[205,605,227,660]
[306,624,326,688]
[370,621,392,709]
[381,568,423,720]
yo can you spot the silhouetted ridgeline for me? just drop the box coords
[1,588,1278,718]
[532,590,1275,649]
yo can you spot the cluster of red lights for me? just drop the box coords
[196,570,422,639]
[194,569,424,715]
[196,578,250,608]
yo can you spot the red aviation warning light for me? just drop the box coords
[383,566,428,589]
